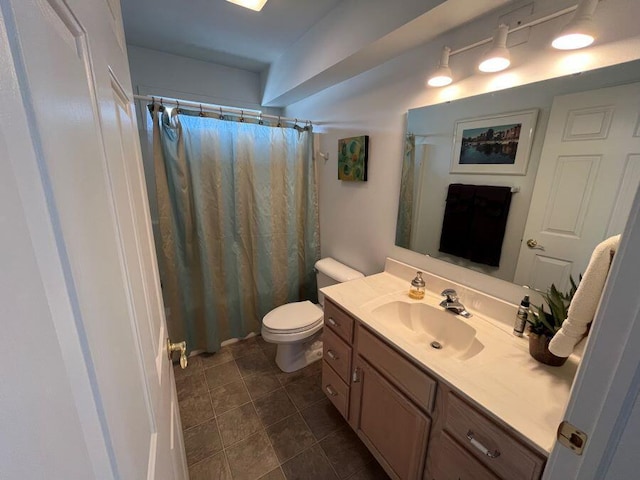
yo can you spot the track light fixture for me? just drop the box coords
[425,3,602,88]
[552,0,598,50]
[479,24,511,73]
[427,47,453,87]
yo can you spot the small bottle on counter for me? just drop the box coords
[409,271,426,299]
[513,295,530,336]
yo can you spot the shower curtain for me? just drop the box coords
[395,134,416,249]
[151,105,320,352]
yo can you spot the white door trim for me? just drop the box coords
[544,185,640,478]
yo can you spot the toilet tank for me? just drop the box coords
[315,257,364,307]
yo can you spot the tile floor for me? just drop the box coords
[175,335,390,480]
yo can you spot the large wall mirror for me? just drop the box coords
[395,59,640,293]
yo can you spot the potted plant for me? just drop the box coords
[526,276,580,367]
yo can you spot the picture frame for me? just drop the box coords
[338,135,369,181]
[450,109,538,175]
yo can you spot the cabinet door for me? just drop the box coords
[352,357,430,480]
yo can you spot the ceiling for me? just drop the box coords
[120,0,345,72]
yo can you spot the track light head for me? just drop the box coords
[427,47,453,87]
[479,24,511,73]
[552,0,598,50]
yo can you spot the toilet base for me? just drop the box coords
[274,332,323,373]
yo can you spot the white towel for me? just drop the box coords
[548,234,620,357]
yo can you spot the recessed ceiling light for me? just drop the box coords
[226,0,268,12]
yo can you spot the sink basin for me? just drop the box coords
[371,300,484,360]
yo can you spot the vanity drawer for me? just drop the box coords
[429,432,499,480]
[357,325,437,413]
[444,393,545,480]
[324,299,354,344]
[323,326,352,383]
[322,360,349,419]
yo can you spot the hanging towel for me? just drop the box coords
[439,184,476,259]
[468,185,512,267]
[548,234,621,357]
[439,184,512,266]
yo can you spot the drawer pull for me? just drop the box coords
[325,385,338,397]
[467,430,501,459]
[327,317,339,327]
[326,349,339,361]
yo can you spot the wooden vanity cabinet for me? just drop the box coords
[323,297,436,480]
[350,355,431,480]
[321,298,546,480]
[321,299,354,419]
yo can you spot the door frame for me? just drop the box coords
[0,4,115,475]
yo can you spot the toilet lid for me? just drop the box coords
[263,301,323,333]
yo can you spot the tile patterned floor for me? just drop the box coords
[175,335,390,480]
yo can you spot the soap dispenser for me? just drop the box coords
[409,271,426,299]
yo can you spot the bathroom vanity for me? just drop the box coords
[320,259,579,480]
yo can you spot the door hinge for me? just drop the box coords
[557,420,588,455]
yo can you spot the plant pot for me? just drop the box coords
[528,332,568,367]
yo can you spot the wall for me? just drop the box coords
[127,45,264,109]
[284,0,640,304]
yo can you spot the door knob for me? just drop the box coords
[167,339,188,369]
[526,238,545,250]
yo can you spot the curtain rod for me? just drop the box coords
[133,94,313,126]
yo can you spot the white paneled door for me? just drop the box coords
[514,82,640,292]
[0,0,186,478]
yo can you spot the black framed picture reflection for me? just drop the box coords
[451,109,538,175]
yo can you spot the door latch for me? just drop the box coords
[557,420,588,455]
[167,339,188,369]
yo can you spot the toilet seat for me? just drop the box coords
[262,300,323,334]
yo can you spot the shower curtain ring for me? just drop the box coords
[176,100,180,114]
[199,104,204,117]
[258,113,264,125]
[219,107,224,120]
[277,116,282,128]
[240,110,245,122]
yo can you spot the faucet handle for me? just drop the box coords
[441,289,458,301]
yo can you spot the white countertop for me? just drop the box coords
[321,265,580,455]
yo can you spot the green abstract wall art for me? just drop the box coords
[338,135,369,181]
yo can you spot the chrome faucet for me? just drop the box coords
[440,289,472,318]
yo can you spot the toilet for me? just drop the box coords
[261,257,364,373]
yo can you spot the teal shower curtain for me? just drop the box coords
[395,134,416,249]
[151,105,320,352]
